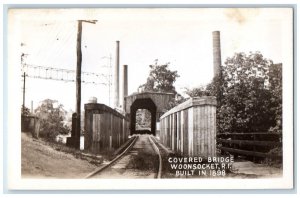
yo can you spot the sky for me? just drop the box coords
[8,8,293,112]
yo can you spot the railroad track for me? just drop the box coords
[148,135,163,179]
[85,135,139,178]
[85,134,165,179]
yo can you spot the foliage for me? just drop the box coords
[268,63,282,133]
[35,99,70,141]
[166,93,188,110]
[138,59,182,112]
[185,52,282,134]
[184,86,207,97]
[21,106,31,116]
[135,109,151,130]
[139,59,179,93]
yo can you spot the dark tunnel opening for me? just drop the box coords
[130,98,157,135]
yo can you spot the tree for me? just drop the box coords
[21,106,31,116]
[268,63,282,133]
[186,52,282,134]
[135,109,151,130]
[220,52,277,133]
[137,60,181,125]
[139,60,179,93]
[35,99,70,141]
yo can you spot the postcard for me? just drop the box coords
[5,6,294,190]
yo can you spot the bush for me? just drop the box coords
[35,99,70,141]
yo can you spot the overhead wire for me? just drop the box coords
[23,64,109,85]
[36,22,60,62]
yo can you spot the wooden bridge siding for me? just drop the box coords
[176,111,180,153]
[168,116,171,148]
[161,118,165,145]
[183,109,189,155]
[84,109,93,152]
[180,111,184,155]
[170,114,173,149]
[92,114,100,152]
[188,108,193,156]
[91,113,110,152]
[112,115,116,148]
[172,113,175,151]
[159,97,217,157]
[193,105,217,157]
[124,92,174,115]
[93,113,128,152]
[84,103,129,154]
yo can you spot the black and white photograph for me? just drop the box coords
[4,5,294,190]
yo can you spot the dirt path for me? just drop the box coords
[21,133,97,178]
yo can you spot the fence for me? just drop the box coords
[84,103,130,154]
[159,96,217,157]
[217,132,282,162]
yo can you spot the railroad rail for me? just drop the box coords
[148,136,163,179]
[85,135,138,178]
[85,134,165,179]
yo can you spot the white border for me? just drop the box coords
[3,1,296,192]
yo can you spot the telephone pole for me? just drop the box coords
[75,20,97,149]
[22,72,26,112]
[21,53,28,113]
[114,41,120,108]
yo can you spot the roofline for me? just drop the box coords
[125,91,175,98]
[160,96,217,119]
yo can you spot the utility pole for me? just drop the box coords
[21,52,27,114]
[75,19,97,149]
[114,41,120,108]
[22,72,26,112]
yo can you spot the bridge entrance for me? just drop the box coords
[135,109,151,133]
[124,91,175,136]
[130,98,157,135]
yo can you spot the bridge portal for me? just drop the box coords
[130,98,156,135]
[124,92,174,135]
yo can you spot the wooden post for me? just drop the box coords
[22,72,26,112]
[114,41,120,108]
[75,21,82,144]
[233,134,238,159]
[253,134,257,162]
[74,20,97,149]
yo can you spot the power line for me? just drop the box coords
[22,64,109,85]
[35,22,76,66]
[101,54,113,106]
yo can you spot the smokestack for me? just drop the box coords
[122,65,128,110]
[212,31,221,77]
[123,65,128,98]
[114,41,120,108]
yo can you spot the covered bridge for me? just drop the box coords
[124,92,174,135]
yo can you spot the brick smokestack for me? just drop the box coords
[121,65,128,110]
[114,40,120,108]
[123,65,128,98]
[212,31,221,77]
